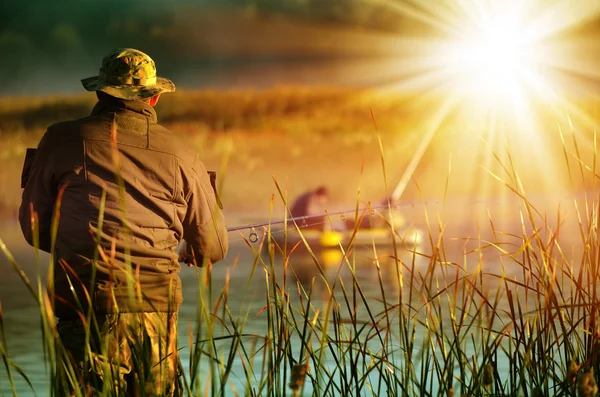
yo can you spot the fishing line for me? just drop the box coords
[225,201,416,244]
[223,100,458,245]
[224,190,591,245]
[391,97,457,201]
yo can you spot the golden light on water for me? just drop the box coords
[377,1,600,205]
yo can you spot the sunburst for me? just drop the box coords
[367,0,600,205]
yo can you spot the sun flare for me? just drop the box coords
[370,1,600,203]
[446,17,533,104]
[433,3,564,117]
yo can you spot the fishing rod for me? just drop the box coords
[225,202,408,242]
[226,203,417,232]
[225,109,451,240]
[223,189,589,243]
[229,105,455,240]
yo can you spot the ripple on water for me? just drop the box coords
[1,235,507,396]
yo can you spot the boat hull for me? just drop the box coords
[270,226,423,251]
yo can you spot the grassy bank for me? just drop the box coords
[0,87,422,134]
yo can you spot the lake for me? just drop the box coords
[0,195,592,395]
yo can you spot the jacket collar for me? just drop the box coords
[90,95,158,123]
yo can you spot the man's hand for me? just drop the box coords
[178,241,195,267]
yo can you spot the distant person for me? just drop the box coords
[19,48,228,395]
[290,185,329,230]
[379,196,406,230]
[344,196,405,230]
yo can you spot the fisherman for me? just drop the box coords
[19,48,228,395]
[289,185,330,230]
[344,196,406,230]
[379,196,406,230]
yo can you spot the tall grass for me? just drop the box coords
[2,119,600,396]
[3,193,600,396]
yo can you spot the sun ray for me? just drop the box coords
[391,94,459,200]
[356,0,600,210]
[377,0,461,36]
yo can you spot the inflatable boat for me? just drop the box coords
[270,225,424,251]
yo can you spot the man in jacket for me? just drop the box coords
[19,48,228,395]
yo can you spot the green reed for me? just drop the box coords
[3,124,600,397]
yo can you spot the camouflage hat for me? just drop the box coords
[81,48,175,100]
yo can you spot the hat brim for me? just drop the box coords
[81,76,175,100]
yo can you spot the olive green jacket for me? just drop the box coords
[19,95,228,318]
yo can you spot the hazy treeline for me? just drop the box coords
[0,0,434,93]
[0,0,426,58]
[3,0,597,95]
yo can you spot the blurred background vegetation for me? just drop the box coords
[0,0,440,95]
[2,0,597,96]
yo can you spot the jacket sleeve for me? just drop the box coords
[19,131,57,252]
[182,158,228,266]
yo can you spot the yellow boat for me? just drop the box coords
[266,225,422,268]
[270,225,424,251]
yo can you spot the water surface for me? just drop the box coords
[0,196,591,395]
